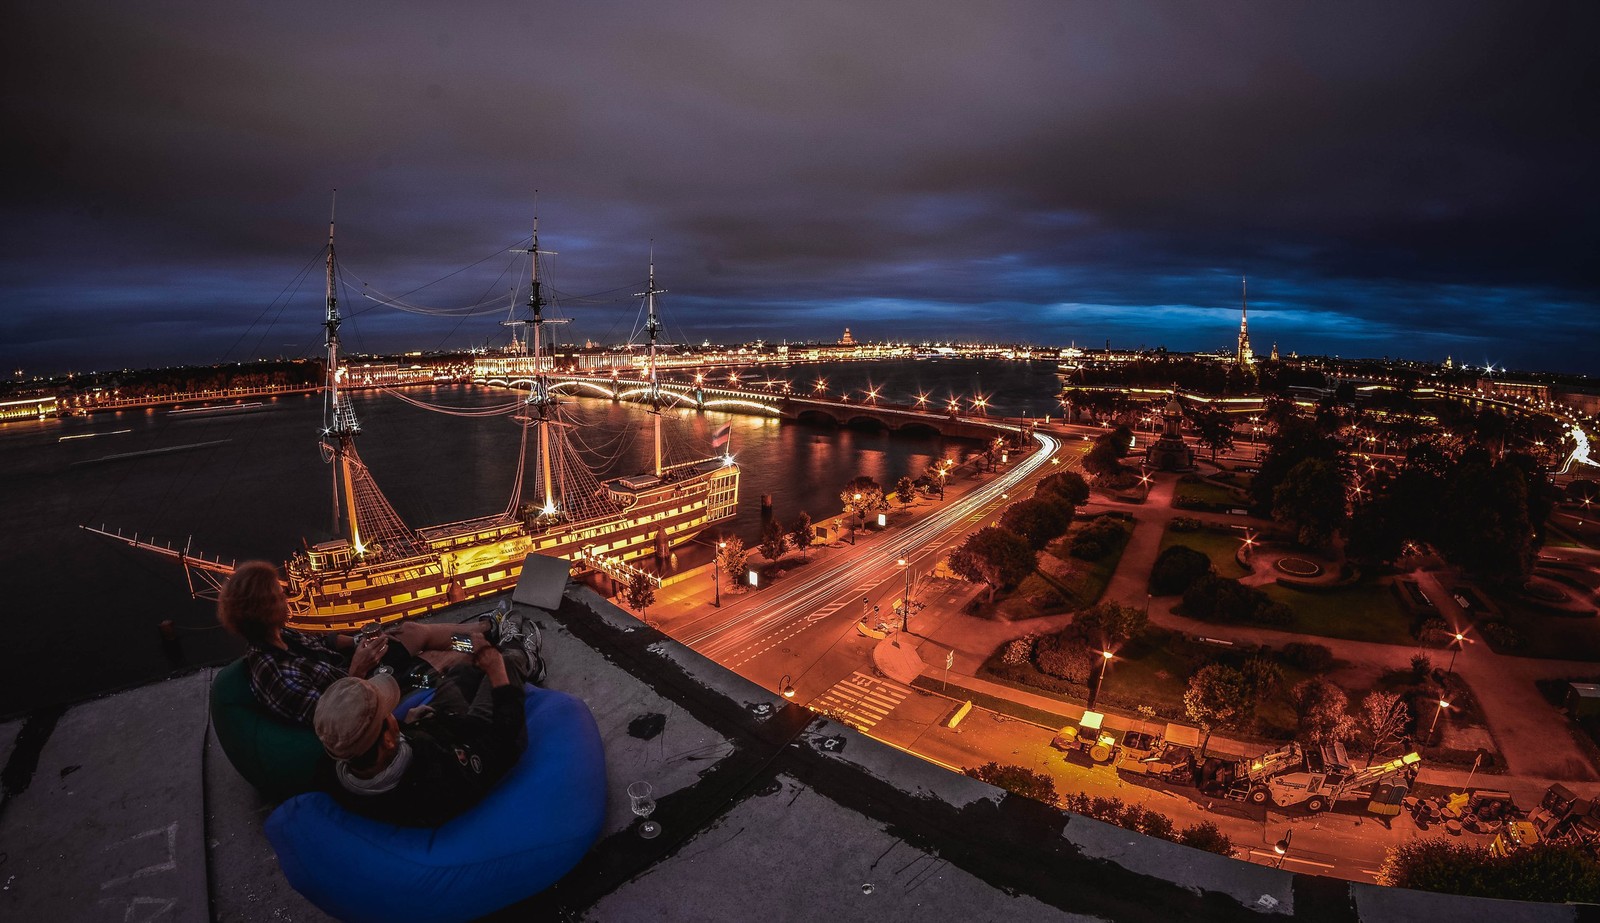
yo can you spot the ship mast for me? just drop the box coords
[639,251,666,477]
[508,213,568,518]
[321,192,365,555]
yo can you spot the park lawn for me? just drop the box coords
[1174,478,1247,509]
[1157,526,1249,580]
[1260,580,1415,646]
[1046,522,1131,609]
[1478,586,1600,662]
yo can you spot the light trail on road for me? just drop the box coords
[677,432,1063,664]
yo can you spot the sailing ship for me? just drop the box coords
[88,209,740,631]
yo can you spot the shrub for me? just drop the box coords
[1071,517,1126,560]
[964,762,1057,804]
[1377,839,1600,903]
[1480,621,1523,651]
[1410,653,1433,682]
[1150,544,1213,595]
[1001,635,1036,666]
[1282,642,1334,672]
[1182,574,1290,626]
[1176,821,1235,856]
[1060,793,1233,856]
[1035,633,1094,682]
[1169,516,1202,532]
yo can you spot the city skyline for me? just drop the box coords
[5,1,1597,377]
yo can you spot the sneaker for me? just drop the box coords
[521,621,546,685]
[496,611,525,649]
[476,598,511,645]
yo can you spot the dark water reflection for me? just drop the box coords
[0,357,1059,714]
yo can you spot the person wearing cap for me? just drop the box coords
[217,561,492,725]
[313,633,535,827]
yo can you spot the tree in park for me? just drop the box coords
[1183,663,1252,756]
[789,511,814,560]
[1291,679,1357,749]
[759,516,788,564]
[1149,544,1212,595]
[1037,470,1090,506]
[1436,460,1534,583]
[895,475,917,508]
[947,527,1036,601]
[840,475,886,517]
[1191,407,1236,462]
[1361,691,1411,766]
[999,496,1075,550]
[624,572,656,622]
[1071,601,1147,649]
[1249,416,1340,517]
[717,536,749,590]
[1271,457,1347,548]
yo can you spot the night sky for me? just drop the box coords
[4,1,1596,377]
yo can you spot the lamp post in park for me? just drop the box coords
[1429,698,1452,740]
[1086,650,1115,710]
[1447,630,1470,676]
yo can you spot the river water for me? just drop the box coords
[0,357,1063,716]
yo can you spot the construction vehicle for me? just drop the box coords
[1527,784,1600,848]
[1115,722,1202,784]
[1263,745,1421,813]
[1051,710,1121,764]
[1198,743,1304,805]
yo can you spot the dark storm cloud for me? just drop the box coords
[3,0,1595,376]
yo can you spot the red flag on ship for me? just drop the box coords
[711,423,732,449]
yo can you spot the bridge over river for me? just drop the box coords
[477,372,1021,441]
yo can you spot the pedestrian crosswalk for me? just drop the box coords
[811,671,909,731]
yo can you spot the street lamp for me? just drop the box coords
[1274,829,1294,868]
[1428,698,1451,738]
[1447,630,1470,676]
[779,673,796,699]
[850,493,862,544]
[713,540,725,607]
[1086,649,1115,710]
[897,554,913,631]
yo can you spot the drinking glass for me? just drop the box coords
[628,781,660,839]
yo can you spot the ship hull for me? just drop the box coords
[284,461,738,630]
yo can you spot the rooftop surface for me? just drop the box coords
[0,583,1590,922]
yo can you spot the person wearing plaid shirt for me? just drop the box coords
[218,561,490,725]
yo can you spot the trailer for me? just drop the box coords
[1264,747,1421,813]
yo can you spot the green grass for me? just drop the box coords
[1157,526,1249,580]
[1478,585,1600,662]
[1173,478,1247,509]
[1260,580,1415,646]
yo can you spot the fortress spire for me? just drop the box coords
[1236,276,1254,368]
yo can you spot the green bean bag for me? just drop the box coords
[210,659,325,800]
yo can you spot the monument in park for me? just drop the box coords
[1145,390,1195,471]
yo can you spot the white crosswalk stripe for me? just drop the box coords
[810,671,909,731]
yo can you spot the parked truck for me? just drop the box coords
[1263,745,1421,813]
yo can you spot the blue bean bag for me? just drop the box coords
[264,686,607,923]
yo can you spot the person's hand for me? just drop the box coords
[473,640,510,686]
[349,633,388,678]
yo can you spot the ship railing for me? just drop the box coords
[576,544,661,588]
[80,524,237,601]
